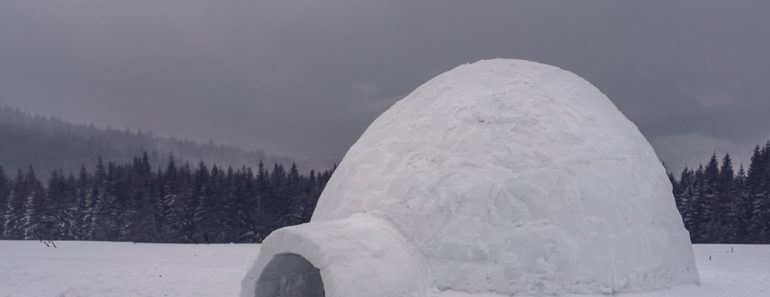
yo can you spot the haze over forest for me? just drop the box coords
[0,106,329,176]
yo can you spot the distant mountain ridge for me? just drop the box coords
[0,105,329,177]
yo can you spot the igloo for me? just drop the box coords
[241,59,699,297]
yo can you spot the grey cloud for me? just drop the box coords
[0,0,768,171]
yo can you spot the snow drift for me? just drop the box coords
[242,59,699,297]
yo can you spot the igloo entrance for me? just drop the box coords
[242,215,433,297]
[254,253,324,297]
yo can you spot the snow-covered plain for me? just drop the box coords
[0,241,767,297]
[0,241,258,297]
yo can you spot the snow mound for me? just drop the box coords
[242,59,699,297]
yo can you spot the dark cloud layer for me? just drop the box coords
[1,0,768,171]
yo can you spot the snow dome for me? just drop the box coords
[241,59,699,297]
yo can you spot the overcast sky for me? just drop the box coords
[1,0,768,172]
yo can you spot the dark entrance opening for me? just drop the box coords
[255,253,325,297]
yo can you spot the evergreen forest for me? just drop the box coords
[0,153,333,243]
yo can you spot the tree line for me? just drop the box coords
[670,143,770,244]
[4,144,770,245]
[0,153,333,243]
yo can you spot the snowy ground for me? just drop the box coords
[0,241,767,297]
[0,241,259,297]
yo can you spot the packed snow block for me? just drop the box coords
[242,59,699,296]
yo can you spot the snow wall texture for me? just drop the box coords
[242,59,700,297]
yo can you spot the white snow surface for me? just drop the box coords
[0,240,258,297]
[305,59,699,295]
[0,241,768,297]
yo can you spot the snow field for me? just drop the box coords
[444,244,769,297]
[0,241,258,297]
[1,241,768,296]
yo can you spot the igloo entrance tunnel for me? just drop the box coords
[242,59,699,297]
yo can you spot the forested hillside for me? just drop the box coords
[0,106,326,177]
[0,153,334,243]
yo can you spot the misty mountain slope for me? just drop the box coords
[0,106,327,176]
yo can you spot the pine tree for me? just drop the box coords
[166,161,196,242]
[0,166,9,237]
[677,168,696,235]
[71,167,94,240]
[301,170,320,222]
[36,170,66,240]
[286,163,304,225]
[157,158,180,241]
[228,167,257,242]
[688,165,706,242]
[3,170,26,239]
[747,145,769,243]
[251,161,270,242]
[20,167,46,240]
[267,164,288,216]
[732,165,751,243]
[715,154,735,242]
[180,163,197,242]
[190,162,210,243]
[757,143,770,243]
[219,167,238,242]
[194,165,223,243]
[89,158,119,241]
[55,173,78,240]
[152,164,171,242]
[120,153,155,242]
[693,154,720,242]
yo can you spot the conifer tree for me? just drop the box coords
[21,167,46,240]
[122,153,155,242]
[230,167,257,242]
[753,143,770,242]
[268,164,288,217]
[677,168,695,234]
[748,145,769,243]
[715,154,735,242]
[732,165,751,243]
[158,158,181,241]
[194,165,223,243]
[286,163,304,225]
[688,165,706,242]
[37,170,66,239]
[2,170,26,239]
[71,167,94,240]
[0,166,9,236]
[251,162,271,242]
[167,162,196,242]
[189,162,210,243]
[219,167,239,242]
[56,173,78,240]
[693,154,720,243]
[89,158,121,241]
